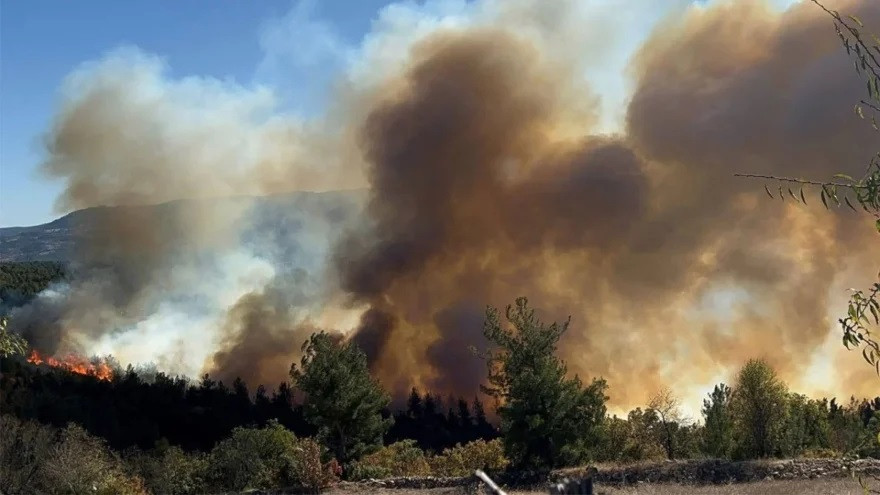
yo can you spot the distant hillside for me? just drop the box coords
[0,261,67,309]
[0,190,367,262]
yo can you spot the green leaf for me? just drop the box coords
[850,15,864,27]
[845,196,857,211]
[821,188,828,209]
[876,218,880,233]
[800,187,807,204]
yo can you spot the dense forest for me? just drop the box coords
[0,357,498,454]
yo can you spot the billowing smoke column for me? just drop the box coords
[336,0,880,403]
[10,48,368,386]
[10,0,879,410]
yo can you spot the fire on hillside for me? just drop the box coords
[26,350,114,381]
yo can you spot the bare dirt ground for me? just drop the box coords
[327,478,871,494]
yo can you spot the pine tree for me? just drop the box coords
[406,388,423,419]
[701,383,733,458]
[479,297,608,469]
[290,331,392,463]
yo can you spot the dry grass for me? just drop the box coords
[327,478,872,495]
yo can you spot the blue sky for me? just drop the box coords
[0,0,800,228]
[1,0,389,227]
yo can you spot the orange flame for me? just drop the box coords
[27,349,114,381]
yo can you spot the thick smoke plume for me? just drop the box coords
[10,0,879,410]
[336,0,880,404]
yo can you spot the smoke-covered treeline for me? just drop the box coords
[0,356,498,455]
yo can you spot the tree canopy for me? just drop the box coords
[479,297,608,470]
[730,359,789,459]
[290,331,392,464]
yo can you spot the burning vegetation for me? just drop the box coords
[26,349,114,381]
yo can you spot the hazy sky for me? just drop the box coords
[1,0,388,227]
[0,0,799,228]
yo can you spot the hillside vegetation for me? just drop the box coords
[1,297,878,494]
[0,261,67,305]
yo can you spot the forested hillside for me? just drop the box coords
[0,261,67,307]
[0,190,365,262]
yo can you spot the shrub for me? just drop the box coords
[207,420,338,492]
[38,423,146,495]
[295,437,341,491]
[429,439,509,477]
[348,440,431,480]
[1,416,147,495]
[348,439,509,480]
[0,415,55,494]
[127,444,209,495]
[347,463,393,481]
[800,447,842,459]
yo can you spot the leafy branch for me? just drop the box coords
[732,153,880,226]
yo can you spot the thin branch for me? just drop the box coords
[732,173,864,188]
[860,99,880,114]
[811,0,880,81]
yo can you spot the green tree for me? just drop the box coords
[779,393,830,458]
[622,407,665,462]
[478,297,608,470]
[829,397,878,457]
[701,383,733,458]
[0,316,28,358]
[290,331,392,463]
[730,359,788,459]
[865,411,880,459]
[596,415,630,462]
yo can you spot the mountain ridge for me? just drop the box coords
[0,189,367,262]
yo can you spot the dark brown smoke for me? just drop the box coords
[335,0,880,406]
[208,290,319,388]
